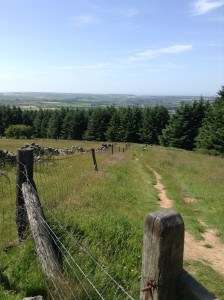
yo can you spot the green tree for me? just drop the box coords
[22,110,36,126]
[40,110,52,138]
[61,109,75,140]
[196,86,224,155]
[11,106,23,124]
[47,110,62,139]
[73,110,88,140]
[5,124,33,139]
[160,100,208,150]
[84,108,111,141]
[0,105,13,135]
[33,109,44,137]
[140,106,169,145]
[106,109,121,141]
[126,107,142,143]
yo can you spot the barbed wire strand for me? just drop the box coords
[17,170,79,299]
[15,149,134,300]
[41,203,135,299]
[17,180,96,299]
[18,179,124,299]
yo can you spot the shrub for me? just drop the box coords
[4,124,33,139]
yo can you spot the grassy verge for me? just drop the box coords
[0,141,223,298]
[139,145,224,242]
[138,144,224,299]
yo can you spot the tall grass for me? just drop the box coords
[0,140,223,299]
[139,145,224,299]
[33,148,158,298]
[139,145,224,242]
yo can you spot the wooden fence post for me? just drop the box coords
[22,183,61,277]
[16,148,34,241]
[17,148,69,297]
[112,144,114,155]
[91,148,98,171]
[140,209,184,300]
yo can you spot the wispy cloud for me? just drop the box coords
[71,14,98,27]
[51,63,112,72]
[127,45,193,62]
[119,8,139,18]
[191,0,224,16]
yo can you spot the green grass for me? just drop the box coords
[0,138,103,153]
[0,141,223,299]
[140,145,224,242]
[184,260,224,300]
[33,147,158,298]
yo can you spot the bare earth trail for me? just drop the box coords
[146,164,224,276]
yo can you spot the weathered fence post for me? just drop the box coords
[22,183,61,278]
[140,209,184,300]
[17,148,69,297]
[16,148,34,241]
[91,148,98,171]
[112,144,114,155]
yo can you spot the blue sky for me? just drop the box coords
[0,0,224,95]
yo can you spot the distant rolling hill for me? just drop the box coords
[0,92,215,111]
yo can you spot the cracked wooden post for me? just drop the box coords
[140,209,184,300]
[16,148,34,241]
[22,182,61,278]
[22,182,70,298]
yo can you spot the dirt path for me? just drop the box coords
[148,165,224,276]
[147,166,173,209]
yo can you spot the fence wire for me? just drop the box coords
[15,149,135,300]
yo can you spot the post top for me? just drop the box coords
[145,209,184,232]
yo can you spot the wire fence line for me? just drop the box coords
[18,150,134,299]
[1,144,134,299]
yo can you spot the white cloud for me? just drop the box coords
[191,0,224,16]
[127,45,193,62]
[71,14,98,27]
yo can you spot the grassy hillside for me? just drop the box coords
[0,140,223,299]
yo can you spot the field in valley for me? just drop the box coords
[0,139,223,299]
[0,92,215,111]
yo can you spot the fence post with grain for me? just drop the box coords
[16,148,68,297]
[141,209,217,300]
[16,148,34,241]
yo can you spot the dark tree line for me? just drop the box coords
[0,86,224,155]
[0,105,170,145]
[159,86,224,155]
